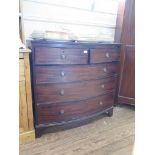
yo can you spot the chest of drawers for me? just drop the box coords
[30,40,120,137]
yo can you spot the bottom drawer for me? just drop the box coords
[37,92,114,124]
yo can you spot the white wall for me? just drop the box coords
[22,0,120,41]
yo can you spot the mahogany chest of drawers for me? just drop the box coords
[30,40,120,137]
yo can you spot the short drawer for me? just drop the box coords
[35,77,116,104]
[35,63,119,84]
[90,48,120,63]
[37,93,114,124]
[35,47,88,64]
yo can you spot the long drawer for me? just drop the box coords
[37,93,114,124]
[35,77,116,104]
[90,48,120,63]
[35,47,88,64]
[35,63,118,84]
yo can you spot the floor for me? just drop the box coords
[20,105,135,155]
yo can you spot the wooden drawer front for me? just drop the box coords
[35,77,116,104]
[90,48,120,63]
[35,63,118,84]
[35,47,88,64]
[37,93,114,124]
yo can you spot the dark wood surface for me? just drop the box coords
[116,0,135,105]
[35,63,119,84]
[35,47,88,65]
[37,93,114,124]
[90,48,120,63]
[119,46,135,98]
[114,0,125,43]
[30,40,120,137]
[35,77,116,104]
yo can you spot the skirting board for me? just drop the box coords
[20,130,35,144]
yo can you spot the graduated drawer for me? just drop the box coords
[37,93,114,124]
[90,48,120,63]
[35,63,119,84]
[35,47,88,64]
[35,77,116,104]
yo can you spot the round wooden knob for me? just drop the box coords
[103,68,107,72]
[60,89,64,96]
[60,109,65,115]
[61,71,65,77]
[61,54,66,60]
[101,84,104,88]
[99,101,103,105]
[106,52,110,58]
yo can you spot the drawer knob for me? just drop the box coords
[61,54,66,60]
[101,84,104,88]
[106,52,110,58]
[99,101,103,105]
[103,68,107,72]
[60,109,65,115]
[61,71,65,77]
[60,89,64,96]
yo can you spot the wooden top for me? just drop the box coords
[30,39,121,45]
[29,39,121,50]
[19,48,31,53]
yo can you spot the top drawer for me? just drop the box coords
[35,47,88,65]
[90,48,120,63]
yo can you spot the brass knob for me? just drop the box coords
[106,52,110,58]
[60,109,64,115]
[60,71,65,77]
[83,50,88,54]
[99,101,103,105]
[60,89,64,96]
[103,68,107,72]
[101,84,104,88]
[61,54,66,60]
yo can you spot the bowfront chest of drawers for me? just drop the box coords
[30,40,120,137]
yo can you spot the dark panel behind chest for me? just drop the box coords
[116,0,135,105]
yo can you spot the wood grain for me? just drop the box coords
[23,53,34,130]
[35,77,116,104]
[19,50,35,144]
[19,81,29,131]
[37,93,114,124]
[30,41,120,136]
[119,46,135,97]
[20,106,135,155]
[35,63,119,84]
[20,130,35,145]
[116,0,135,105]
[114,0,125,43]
[19,59,25,81]
[90,48,120,63]
[35,47,88,65]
